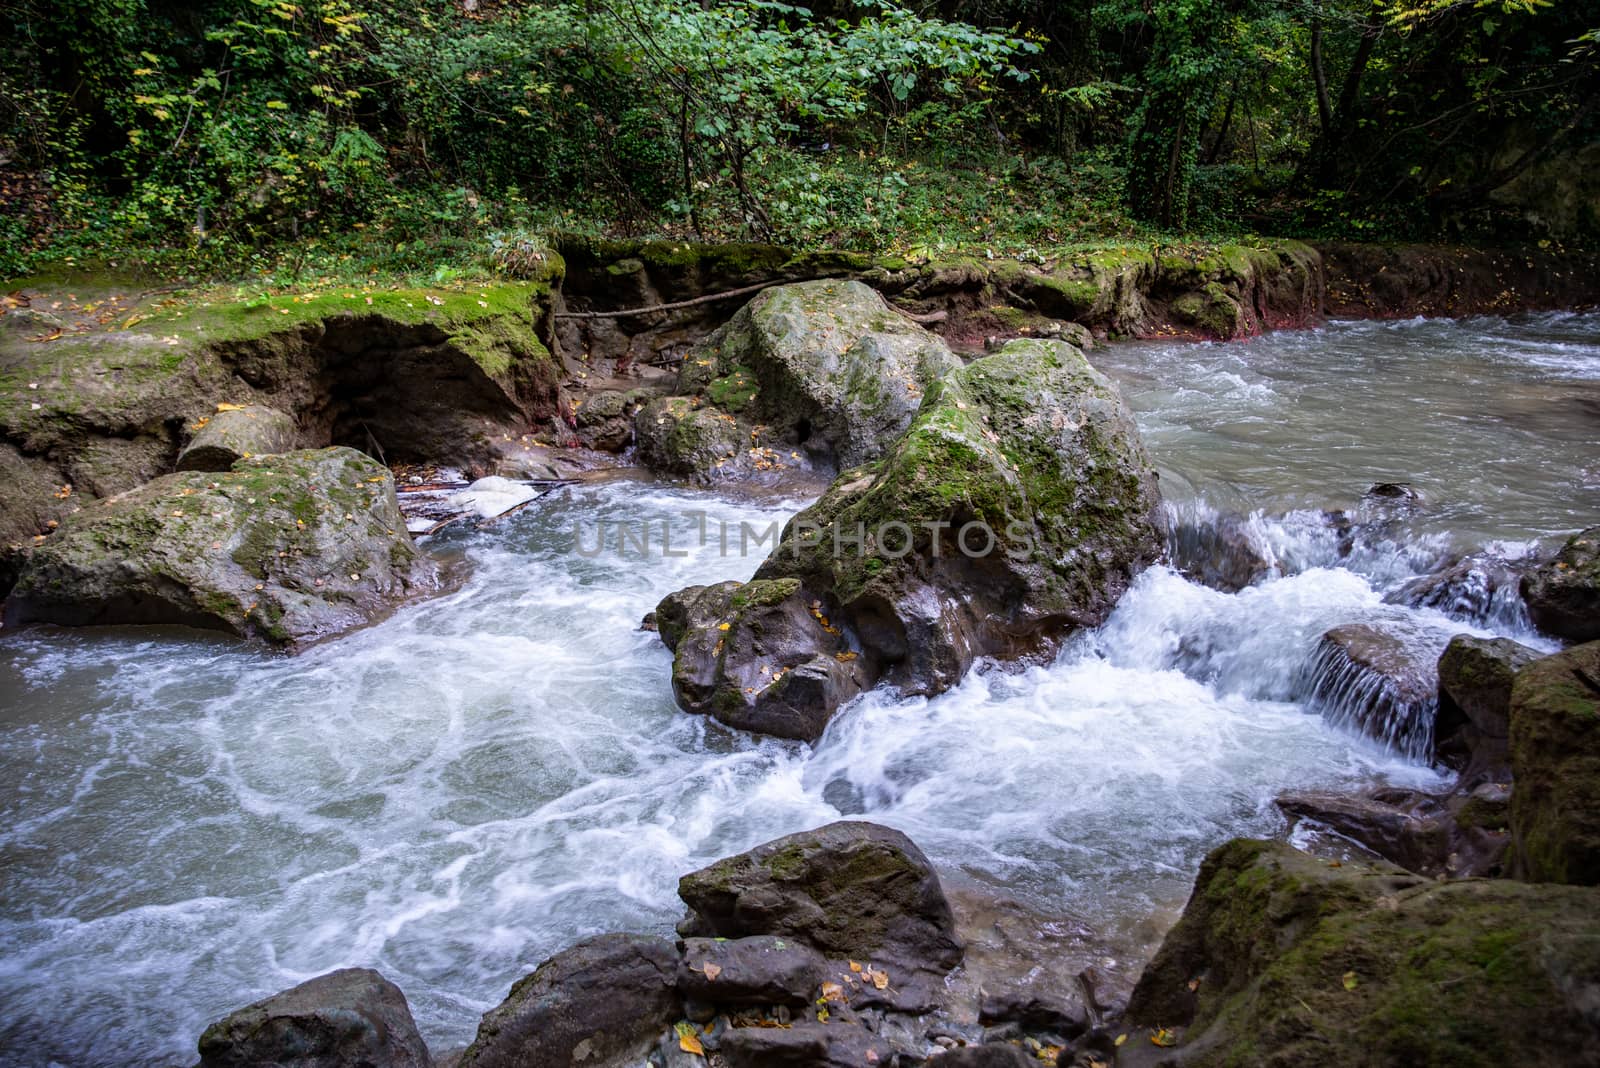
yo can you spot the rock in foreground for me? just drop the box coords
[677,821,963,976]
[1510,640,1600,885]
[5,447,437,647]
[657,338,1161,740]
[457,934,680,1068]
[1125,838,1600,1065]
[198,967,432,1068]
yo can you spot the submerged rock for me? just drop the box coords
[1164,508,1275,592]
[197,967,432,1068]
[1125,838,1600,1065]
[4,447,438,648]
[637,279,960,482]
[1301,621,1445,758]
[1276,786,1508,878]
[1385,552,1528,628]
[458,934,680,1068]
[676,821,963,976]
[656,338,1161,740]
[1510,640,1600,885]
[177,405,299,472]
[1522,525,1600,642]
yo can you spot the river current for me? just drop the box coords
[2,313,1597,1066]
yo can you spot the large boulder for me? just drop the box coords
[676,822,963,976]
[1124,838,1600,1066]
[1510,640,1600,885]
[656,338,1161,740]
[457,934,680,1068]
[177,405,300,471]
[1522,526,1600,642]
[637,280,960,481]
[1434,634,1543,779]
[197,967,433,1068]
[4,447,438,648]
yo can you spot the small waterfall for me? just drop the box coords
[1296,623,1447,760]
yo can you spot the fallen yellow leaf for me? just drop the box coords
[675,1021,704,1056]
[701,961,721,981]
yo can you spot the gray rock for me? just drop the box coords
[197,967,432,1068]
[4,447,438,648]
[677,822,963,976]
[678,279,962,470]
[178,405,300,471]
[458,933,680,1068]
[714,1021,894,1068]
[657,338,1161,741]
[676,936,829,1007]
[1522,526,1600,641]
[1386,554,1526,627]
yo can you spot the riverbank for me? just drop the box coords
[5,238,1599,595]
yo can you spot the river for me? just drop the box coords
[1,312,1596,1066]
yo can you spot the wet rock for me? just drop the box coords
[925,1044,1035,1067]
[657,338,1161,740]
[634,396,747,480]
[676,936,828,1007]
[654,578,869,741]
[1386,553,1527,627]
[1164,509,1274,592]
[1302,621,1447,758]
[677,822,963,976]
[1510,640,1600,885]
[458,933,680,1068]
[1522,526,1600,642]
[177,405,300,471]
[197,967,432,1068]
[1276,789,1449,874]
[715,1021,894,1068]
[1125,838,1600,1065]
[1434,634,1542,778]
[4,447,438,648]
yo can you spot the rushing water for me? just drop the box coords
[2,313,1597,1067]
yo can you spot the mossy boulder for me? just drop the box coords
[633,395,747,479]
[676,821,963,977]
[1510,640,1600,885]
[656,338,1160,740]
[1124,838,1600,1066]
[1522,526,1600,642]
[655,279,960,480]
[4,447,438,648]
[177,404,300,471]
[197,967,432,1068]
[1434,634,1543,780]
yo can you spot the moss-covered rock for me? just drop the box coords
[1521,525,1600,642]
[633,395,747,479]
[662,279,960,478]
[1124,838,1600,1066]
[4,447,438,648]
[1510,640,1600,885]
[1434,634,1543,781]
[656,338,1160,740]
